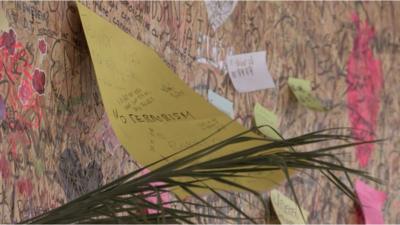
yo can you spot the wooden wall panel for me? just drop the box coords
[0,1,398,223]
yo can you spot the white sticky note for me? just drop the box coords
[205,0,238,31]
[208,90,234,118]
[226,51,275,93]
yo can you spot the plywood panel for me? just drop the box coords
[0,1,398,223]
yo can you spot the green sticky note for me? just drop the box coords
[288,78,328,111]
[254,103,280,139]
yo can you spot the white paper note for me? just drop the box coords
[208,90,234,118]
[226,51,275,93]
[205,0,238,31]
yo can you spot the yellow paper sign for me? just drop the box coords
[77,3,287,193]
[270,190,309,224]
[288,78,328,111]
[254,103,280,139]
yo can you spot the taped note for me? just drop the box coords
[77,3,288,194]
[270,190,309,224]
[254,103,280,139]
[288,77,328,111]
[205,0,238,31]
[227,51,275,93]
[355,179,387,224]
[208,90,234,119]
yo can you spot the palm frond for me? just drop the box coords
[21,126,380,224]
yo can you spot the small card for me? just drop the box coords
[254,103,280,139]
[270,190,309,224]
[226,51,275,93]
[288,77,328,111]
[208,90,234,118]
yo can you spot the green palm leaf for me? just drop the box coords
[21,126,380,224]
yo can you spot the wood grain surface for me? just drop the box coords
[0,1,398,223]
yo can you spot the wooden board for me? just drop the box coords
[0,1,399,223]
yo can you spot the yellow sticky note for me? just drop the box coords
[77,3,288,194]
[254,103,280,139]
[288,78,328,111]
[270,190,309,224]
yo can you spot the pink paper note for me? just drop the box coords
[355,179,387,224]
